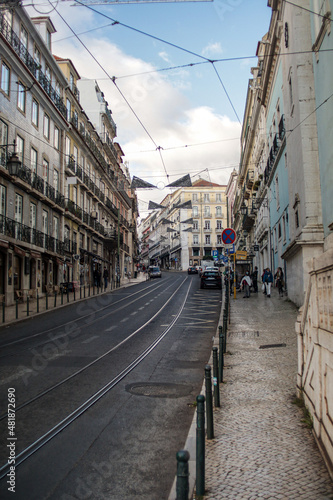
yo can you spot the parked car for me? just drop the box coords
[200,270,222,289]
[148,266,162,278]
[188,266,198,274]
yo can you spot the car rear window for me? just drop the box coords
[203,271,219,276]
[152,267,160,272]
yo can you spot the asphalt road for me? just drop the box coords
[0,271,222,500]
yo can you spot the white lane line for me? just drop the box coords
[138,307,145,310]
[82,335,99,344]
[121,317,129,323]
[131,311,138,316]
[105,326,116,332]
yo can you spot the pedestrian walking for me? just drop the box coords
[103,267,109,289]
[274,267,284,297]
[263,268,273,297]
[241,271,252,298]
[251,266,258,293]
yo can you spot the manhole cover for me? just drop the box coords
[126,382,192,398]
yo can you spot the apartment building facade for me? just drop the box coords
[0,4,137,304]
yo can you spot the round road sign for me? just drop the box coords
[222,228,236,245]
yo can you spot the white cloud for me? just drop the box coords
[201,42,223,57]
[158,51,170,63]
[26,4,240,216]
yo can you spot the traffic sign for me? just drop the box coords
[222,228,236,245]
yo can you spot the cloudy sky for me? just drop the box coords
[24,0,271,217]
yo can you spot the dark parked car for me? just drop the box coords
[200,270,222,289]
[188,266,198,274]
[148,266,162,278]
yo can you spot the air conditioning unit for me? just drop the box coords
[91,210,98,219]
[73,254,80,261]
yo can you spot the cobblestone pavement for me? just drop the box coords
[200,289,333,500]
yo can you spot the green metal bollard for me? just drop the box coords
[37,291,39,313]
[67,289,69,303]
[219,327,224,382]
[196,394,205,496]
[54,292,57,308]
[80,286,82,300]
[46,293,48,310]
[88,284,91,297]
[2,300,5,323]
[16,298,18,319]
[61,289,63,305]
[176,450,190,500]
[73,287,76,301]
[205,365,214,439]
[212,347,220,407]
[84,285,86,298]
[26,296,29,316]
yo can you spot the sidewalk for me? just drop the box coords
[172,288,333,499]
[0,273,147,328]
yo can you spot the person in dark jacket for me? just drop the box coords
[263,268,273,297]
[103,267,109,289]
[251,266,258,293]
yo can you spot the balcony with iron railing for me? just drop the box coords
[0,214,64,254]
[264,115,286,184]
[0,13,67,119]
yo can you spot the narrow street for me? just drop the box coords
[0,271,222,500]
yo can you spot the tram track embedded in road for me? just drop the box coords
[0,277,192,480]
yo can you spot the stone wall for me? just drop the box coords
[296,246,333,478]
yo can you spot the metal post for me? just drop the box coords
[37,291,39,313]
[219,326,224,383]
[67,288,69,303]
[54,292,57,308]
[15,298,18,319]
[196,394,205,496]
[176,450,190,500]
[61,289,63,305]
[80,286,82,300]
[212,347,220,407]
[26,296,29,316]
[88,284,91,297]
[46,293,48,310]
[84,285,86,298]
[73,287,76,301]
[2,300,5,323]
[205,365,214,439]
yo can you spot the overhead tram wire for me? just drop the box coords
[73,0,241,124]
[50,1,173,182]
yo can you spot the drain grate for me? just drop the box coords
[259,343,286,349]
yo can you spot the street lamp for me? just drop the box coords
[1,141,22,175]
[240,203,248,216]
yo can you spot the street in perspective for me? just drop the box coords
[1,0,333,499]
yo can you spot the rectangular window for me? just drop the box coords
[193,235,199,245]
[43,158,49,185]
[0,184,6,216]
[193,206,198,216]
[204,220,210,230]
[216,220,222,229]
[20,25,28,48]
[15,193,23,223]
[205,235,211,245]
[216,206,222,216]
[193,221,198,230]
[53,169,59,191]
[16,135,24,164]
[43,113,50,139]
[30,147,37,175]
[54,126,59,150]
[1,61,10,95]
[34,45,41,80]
[192,193,198,202]
[30,202,36,229]
[53,216,59,239]
[216,193,222,202]
[0,120,8,166]
[217,235,222,244]
[42,210,48,235]
[32,99,39,127]
[204,194,210,202]
[17,82,26,112]
[66,98,71,121]
[204,206,210,217]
